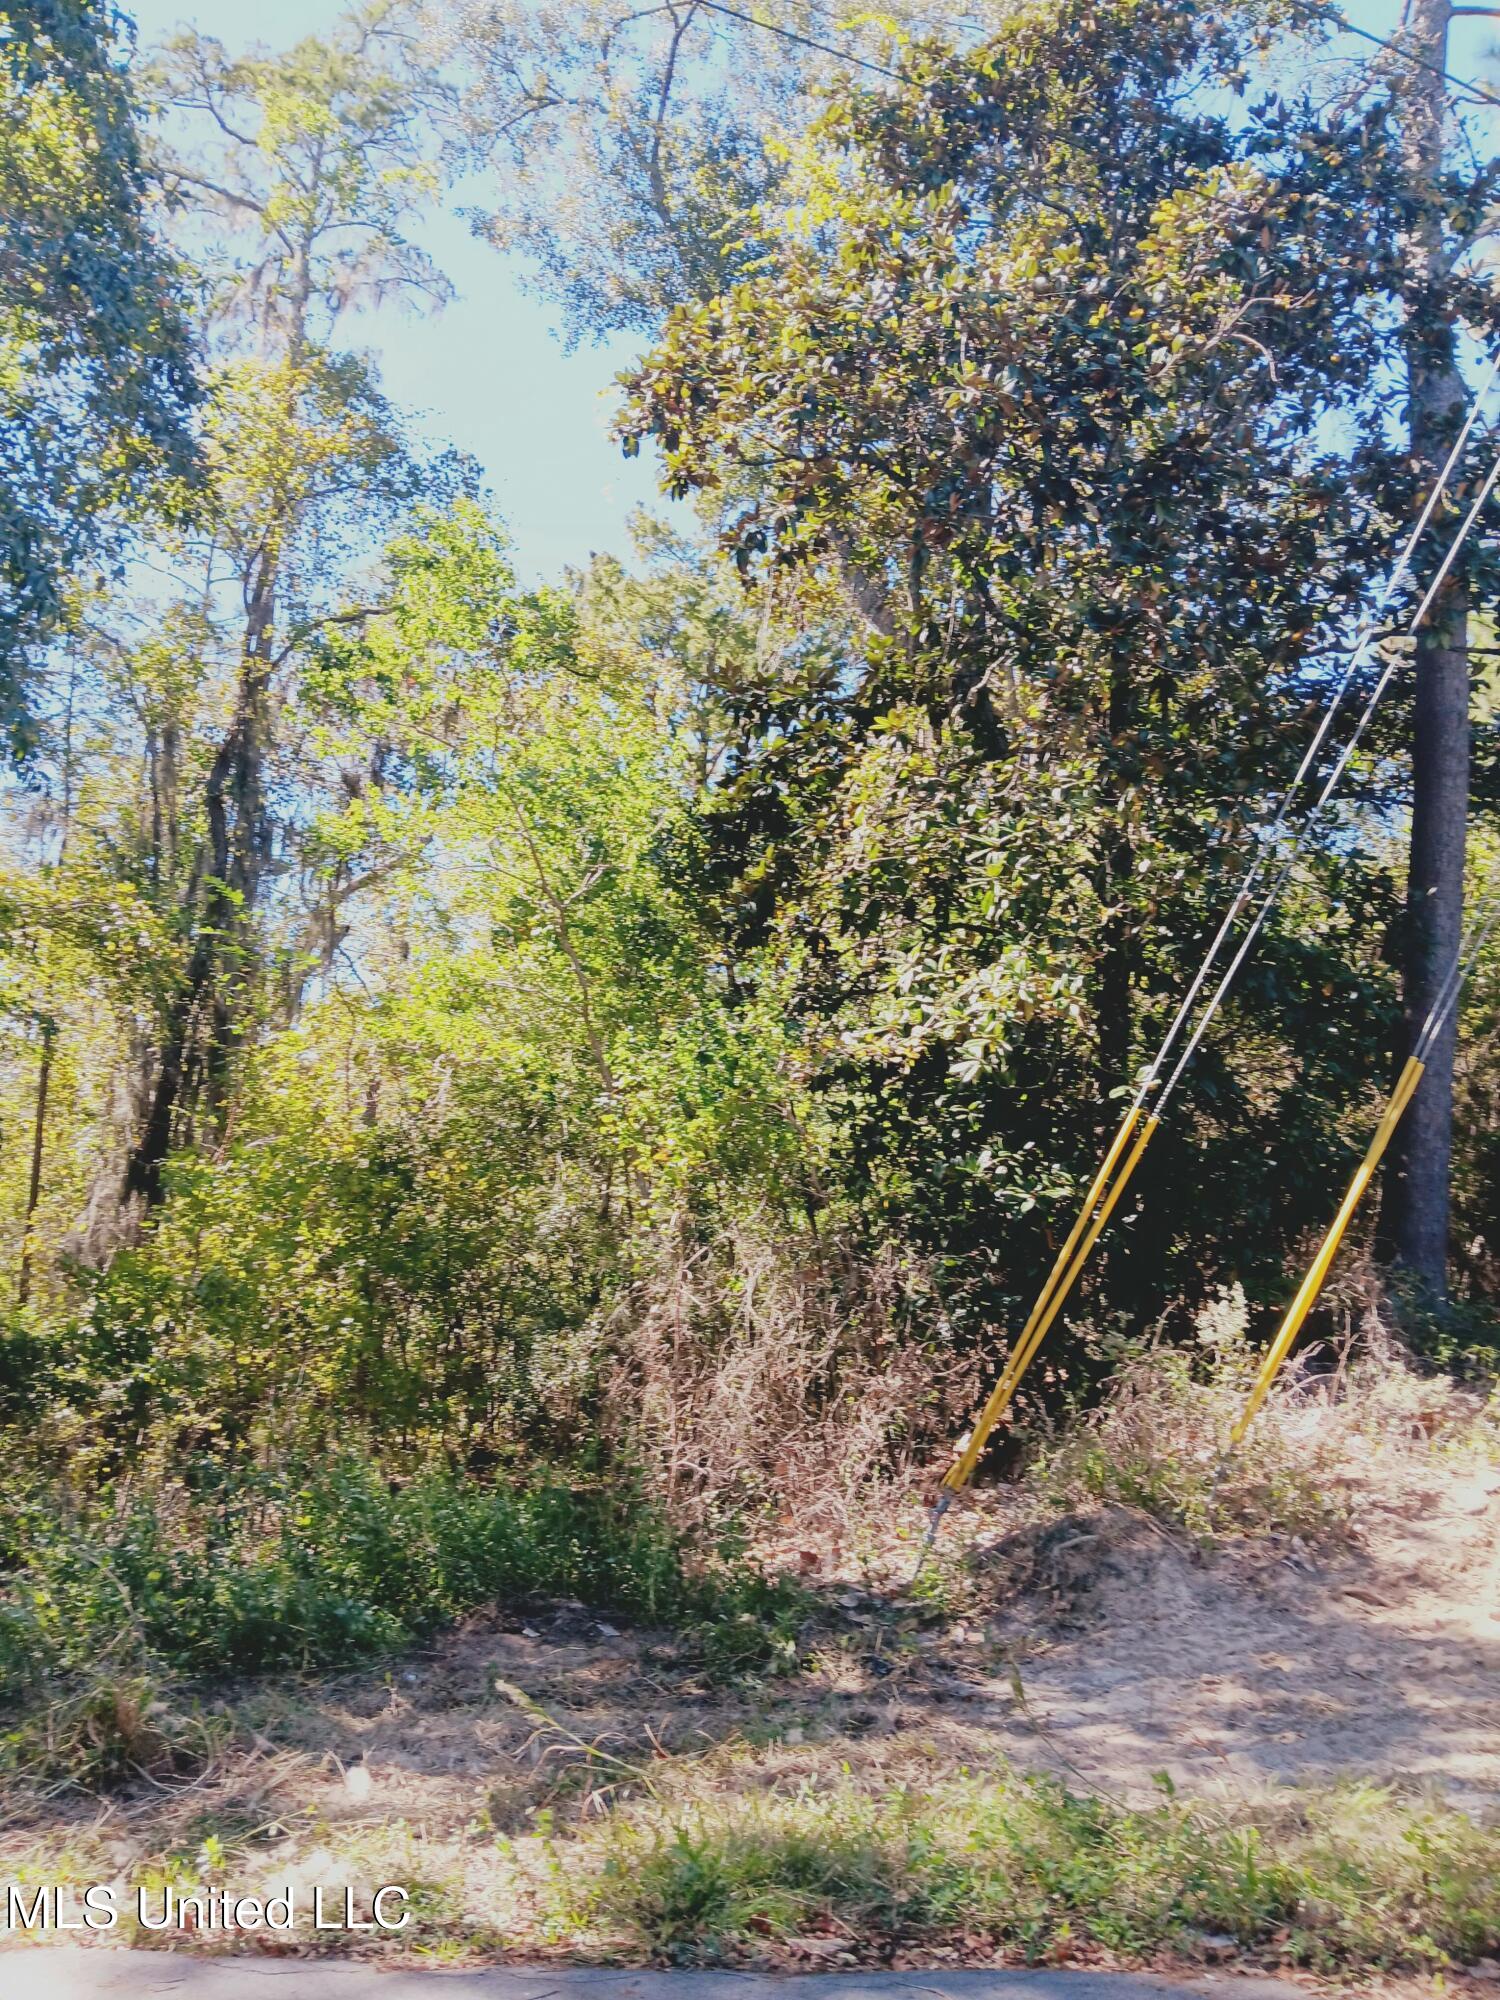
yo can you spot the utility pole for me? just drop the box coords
[1383,0,1473,1296]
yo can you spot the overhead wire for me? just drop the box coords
[685,0,1499,1148]
[692,0,1500,116]
[1152,427,1500,1119]
[694,1,903,79]
[1230,862,1500,1443]
[678,0,1500,1548]
[1137,358,1500,1124]
[1413,874,1500,1065]
[921,368,1500,1559]
[1329,13,1500,114]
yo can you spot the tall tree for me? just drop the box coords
[112,3,454,1220]
[0,0,197,758]
[438,0,992,343]
[621,0,1500,1326]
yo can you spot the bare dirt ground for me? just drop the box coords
[969,1459,1500,1809]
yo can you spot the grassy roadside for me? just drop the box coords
[0,1461,807,1788]
[521,1762,1500,1973]
[3,1324,1497,1976]
[6,1748,1497,1976]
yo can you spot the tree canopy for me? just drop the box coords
[0,0,198,757]
[620,0,1500,1314]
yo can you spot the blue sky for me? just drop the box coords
[125,0,1499,585]
[128,0,677,584]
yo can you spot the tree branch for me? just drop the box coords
[272,602,395,669]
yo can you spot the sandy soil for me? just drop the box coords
[967,1461,1500,1809]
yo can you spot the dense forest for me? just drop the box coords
[1,0,1499,1819]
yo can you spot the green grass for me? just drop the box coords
[535,1769,1500,1972]
[0,1453,805,1783]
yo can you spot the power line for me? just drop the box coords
[921,362,1500,1534]
[697,0,1500,115]
[1153,427,1500,1118]
[695,2,902,81]
[1135,354,1500,1127]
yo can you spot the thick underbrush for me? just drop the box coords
[4,1267,1496,1790]
[4,1249,1498,1994]
[0,1459,804,1787]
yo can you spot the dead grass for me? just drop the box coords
[605,1214,968,1536]
[1026,1277,1500,1545]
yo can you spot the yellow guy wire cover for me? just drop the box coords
[938,1107,1137,1495]
[944,1109,1160,1494]
[1231,1053,1425,1444]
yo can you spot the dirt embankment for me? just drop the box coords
[969,1459,1500,1809]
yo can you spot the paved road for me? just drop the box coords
[1,1954,1310,2000]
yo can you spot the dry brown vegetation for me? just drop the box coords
[603,1218,971,1535]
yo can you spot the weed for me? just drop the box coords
[0,1455,806,1785]
[0,1673,225,1791]
[608,1217,966,1536]
[540,1767,1500,1972]
[1023,1282,1494,1542]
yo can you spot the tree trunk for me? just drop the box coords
[1382,0,1468,1295]
[17,1016,55,1304]
[123,562,275,1211]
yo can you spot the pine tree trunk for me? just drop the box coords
[1383,0,1468,1296]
